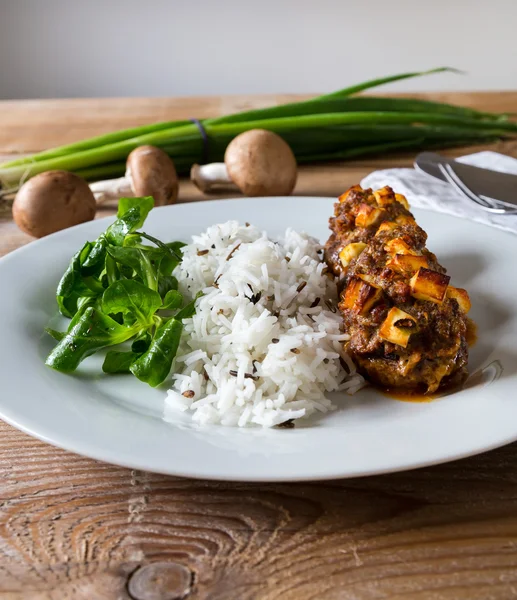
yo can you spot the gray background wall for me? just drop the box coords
[0,0,515,99]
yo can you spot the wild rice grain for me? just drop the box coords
[226,243,241,261]
[340,357,351,374]
[325,300,337,313]
[165,221,364,428]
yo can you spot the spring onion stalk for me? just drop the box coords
[1,68,515,190]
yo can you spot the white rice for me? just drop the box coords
[164,221,365,428]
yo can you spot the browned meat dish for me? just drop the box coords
[325,184,471,394]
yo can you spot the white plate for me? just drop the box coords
[0,197,515,481]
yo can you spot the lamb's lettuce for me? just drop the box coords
[45,197,196,387]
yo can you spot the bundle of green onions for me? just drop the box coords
[1,68,516,193]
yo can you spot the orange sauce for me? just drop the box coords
[466,318,477,347]
[382,389,436,403]
[382,319,476,403]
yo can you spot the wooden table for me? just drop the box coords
[1,93,517,600]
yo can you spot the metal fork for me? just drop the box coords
[437,162,517,215]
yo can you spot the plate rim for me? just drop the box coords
[2,405,517,482]
[1,196,516,482]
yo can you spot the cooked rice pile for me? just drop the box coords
[164,221,365,427]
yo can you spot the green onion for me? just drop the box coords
[1,67,515,190]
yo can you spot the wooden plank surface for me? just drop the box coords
[1,92,517,600]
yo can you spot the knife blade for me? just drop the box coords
[414,152,517,208]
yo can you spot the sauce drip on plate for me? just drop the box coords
[382,389,436,403]
[366,317,477,404]
[382,319,476,403]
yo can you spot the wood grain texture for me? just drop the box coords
[1,93,517,599]
[2,417,517,599]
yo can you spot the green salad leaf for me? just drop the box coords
[56,242,98,317]
[105,196,154,245]
[106,245,157,290]
[82,238,107,274]
[46,307,137,372]
[102,350,141,374]
[102,280,162,325]
[162,289,183,311]
[157,275,178,299]
[45,327,66,342]
[175,292,203,320]
[117,196,154,221]
[130,318,183,387]
[45,197,198,387]
[131,330,152,353]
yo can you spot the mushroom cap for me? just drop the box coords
[224,129,297,197]
[127,145,178,206]
[12,170,96,238]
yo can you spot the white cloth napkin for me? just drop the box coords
[361,151,517,234]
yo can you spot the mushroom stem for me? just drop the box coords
[0,186,19,200]
[89,176,133,205]
[0,195,14,217]
[190,163,235,194]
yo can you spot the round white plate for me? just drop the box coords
[0,197,515,481]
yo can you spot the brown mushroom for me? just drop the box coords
[191,129,297,196]
[90,145,178,206]
[12,170,96,238]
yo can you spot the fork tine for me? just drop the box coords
[440,163,517,215]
